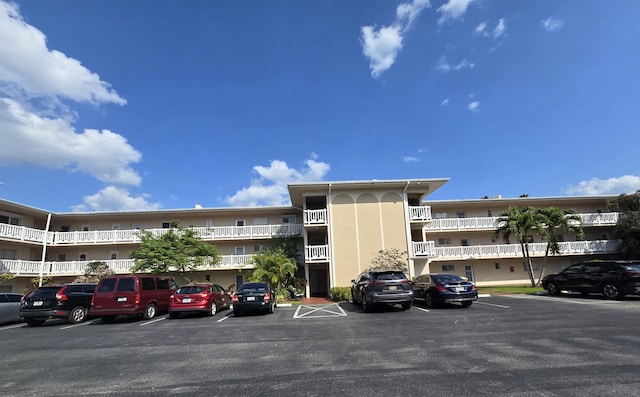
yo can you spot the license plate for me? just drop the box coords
[182,298,192,303]
[117,297,127,302]
[455,287,465,292]
[388,286,398,291]
[33,301,43,306]
[246,296,255,301]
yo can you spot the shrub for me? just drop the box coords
[330,286,351,302]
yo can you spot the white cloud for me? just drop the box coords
[226,156,331,206]
[360,0,431,78]
[436,56,474,72]
[0,98,141,185]
[440,98,450,106]
[563,175,640,196]
[437,0,476,26]
[72,186,161,212]
[468,101,480,111]
[0,2,125,105]
[403,156,419,163]
[474,19,506,38]
[542,17,564,32]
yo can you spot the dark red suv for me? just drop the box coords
[20,283,96,326]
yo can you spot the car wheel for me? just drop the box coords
[546,281,561,296]
[602,283,625,300]
[143,303,157,320]
[268,303,275,314]
[361,293,371,312]
[208,302,217,317]
[401,302,412,311]
[351,291,360,306]
[68,306,87,324]
[233,308,241,317]
[424,293,434,308]
[101,316,116,323]
[26,318,46,327]
[461,301,473,307]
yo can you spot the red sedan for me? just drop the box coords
[169,283,231,319]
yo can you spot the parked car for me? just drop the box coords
[542,261,640,300]
[413,273,477,308]
[350,269,413,311]
[169,283,231,318]
[20,284,96,326]
[232,282,276,316]
[89,275,177,322]
[0,292,23,325]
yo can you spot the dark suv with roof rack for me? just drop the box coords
[351,269,413,311]
[20,283,96,326]
[542,260,640,300]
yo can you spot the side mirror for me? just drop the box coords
[351,279,356,284]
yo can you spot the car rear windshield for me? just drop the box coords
[28,287,61,299]
[239,283,268,292]
[434,274,464,284]
[372,272,407,281]
[177,286,206,294]
[624,263,640,271]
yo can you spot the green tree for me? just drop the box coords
[73,261,115,283]
[495,206,544,286]
[249,247,297,295]
[368,248,408,273]
[615,211,640,258]
[0,273,15,285]
[535,207,584,284]
[130,223,220,283]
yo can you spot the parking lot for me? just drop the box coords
[1,294,640,396]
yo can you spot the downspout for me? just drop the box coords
[38,213,52,287]
[327,183,335,290]
[402,181,414,279]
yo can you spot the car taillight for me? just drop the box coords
[201,292,210,299]
[370,281,386,286]
[435,285,447,292]
[263,293,271,302]
[135,293,140,305]
[56,286,69,301]
[471,284,477,291]
[232,294,239,303]
[169,294,175,302]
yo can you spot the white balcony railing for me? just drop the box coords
[0,223,303,246]
[0,254,257,277]
[412,241,436,257]
[304,209,327,225]
[424,212,621,232]
[305,244,329,261]
[431,240,619,260]
[409,206,432,222]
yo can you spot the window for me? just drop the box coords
[253,217,268,225]
[435,212,448,219]
[525,235,534,243]
[438,238,451,245]
[491,236,497,243]
[112,224,121,230]
[254,245,267,252]
[464,265,474,281]
[57,254,66,261]
[600,233,608,240]
[117,278,135,292]
[487,210,492,217]
[236,220,245,227]
[282,215,296,224]
[98,279,116,292]
[79,254,87,261]
[141,278,156,291]
[162,222,171,229]
[442,264,455,271]
[0,214,21,225]
[131,223,142,230]
[235,246,246,255]
[205,219,214,227]
[60,225,70,232]
[110,252,118,260]
[456,212,466,218]
[495,262,500,269]
[0,249,17,259]
[82,225,90,231]
[235,274,244,289]
[460,239,469,246]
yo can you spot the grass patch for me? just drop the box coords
[477,285,545,295]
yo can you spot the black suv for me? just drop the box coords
[351,270,413,311]
[20,283,97,326]
[542,261,640,300]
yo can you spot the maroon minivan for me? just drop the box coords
[90,275,177,322]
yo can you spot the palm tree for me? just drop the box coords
[250,247,298,295]
[535,207,584,284]
[495,206,543,286]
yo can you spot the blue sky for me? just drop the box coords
[1,0,639,212]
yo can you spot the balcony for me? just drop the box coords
[305,244,329,262]
[304,209,327,225]
[412,241,436,257]
[0,223,303,246]
[0,254,257,277]
[409,206,432,222]
[431,240,619,260]
[424,212,621,232]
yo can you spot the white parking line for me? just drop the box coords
[60,321,93,330]
[139,316,166,327]
[475,301,510,309]
[0,323,24,331]
[413,306,430,313]
[293,303,347,319]
[217,312,233,322]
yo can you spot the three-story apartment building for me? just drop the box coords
[0,178,622,295]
